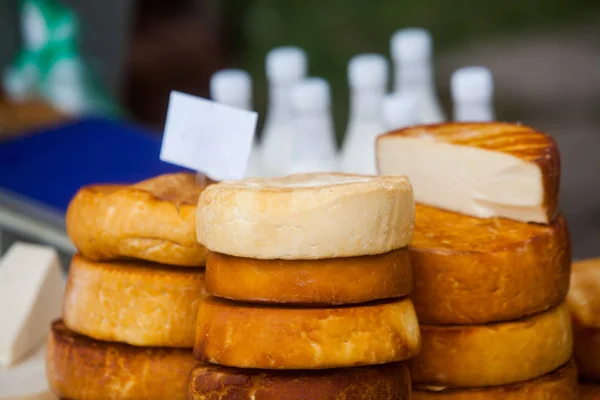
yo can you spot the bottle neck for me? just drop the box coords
[394,62,435,94]
[349,86,386,120]
[454,102,495,122]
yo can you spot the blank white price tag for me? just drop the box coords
[160,91,258,181]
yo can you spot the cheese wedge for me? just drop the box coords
[188,362,411,400]
[410,303,573,388]
[206,249,412,305]
[196,173,414,259]
[66,172,212,267]
[412,361,578,400]
[194,296,420,369]
[63,255,206,347]
[377,122,560,224]
[567,257,600,381]
[46,320,196,400]
[0,242,63,367]
[0,342,54,400]
[581,383,600,400]
[411,204,570,325]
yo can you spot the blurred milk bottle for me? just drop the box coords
[340,54,388,175]
[382,92,419,131]
[289,78,338,174]
[260,46,308,177]
[391,28,445,124]
[451,66,495,122]
[210,69,262,177]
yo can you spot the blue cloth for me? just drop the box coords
[0,118,188,214]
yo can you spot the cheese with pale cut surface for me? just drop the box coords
[0,243,63,367]
[62,255,206,348]
[377,122,560,224]
[196,173,414,260]
[0,342,55,400]
[567,257,600,381]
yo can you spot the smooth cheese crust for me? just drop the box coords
[194,296,420,369]
[66,173,212,267]
[196,173,414,259]
[581,383,600,400]
[188,362,411,399]
[206,249,412,305]
[410,302,573,388]
[567,257,600,381]
[411,204,570,325]
[412,361,578,400]
[46,320,196,400]
[63,255,206,347]
[377,122,560,224]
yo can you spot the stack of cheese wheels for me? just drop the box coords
[377,122,578,399]
[191,173,421,399]
[568,258,600,400]
[45,173,210,400]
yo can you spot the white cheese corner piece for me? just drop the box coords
[0,343,50,398]
[0,242,63,367]
[376,122,559,224]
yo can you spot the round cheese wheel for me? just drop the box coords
[412,361,578,399]
[67,173,211,267]
[410,302,573,388]
[567,257,600,381]
[196,173,414,259]
[63,255,206,347]
[205,249,412,305]
[188,362,411,399]
[46,320,196,400]
[411,204,570,324]
[581,383,600,400]
[194,296,420,369]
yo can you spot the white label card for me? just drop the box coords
[160,91,258,181]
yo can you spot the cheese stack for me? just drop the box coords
[191,173,420,399]
[45,173,210,400]
[567,258,600,400]
[377,123,578,399]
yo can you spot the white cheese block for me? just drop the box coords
[0,343,55,399]
[196,173,414,259]
[377,122,560,224]
[0,243,63,367]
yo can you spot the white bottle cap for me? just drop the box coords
[348,53,389,88]
[291,77,330,112]
[391,28,432,62]
[382,92,419,130]
[210,69,252,110]
[451,66,494,103]
[266,46,307,82]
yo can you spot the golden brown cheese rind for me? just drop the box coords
[194,296,420,369]
[568,257,600,381]
[411,204,571,325]
[377,122,560,224]
[63,255,206,347]
[46,320,196,400]
[196,173,414,259]
[187,362,411,399]
[66,173,211,266]
[410,303,573,388]
[206,249,412,305]
[412,361,578,399]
